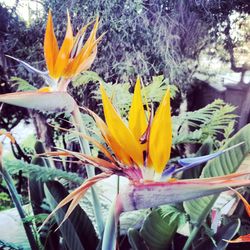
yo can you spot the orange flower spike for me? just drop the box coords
[100,84,143,166]
[128,77,147,141]
[89,110,132,165]
[53,10,74,79]
[230,188,250,217]
[149,87,172,173]
[64,17,100,77]
[44,10,59,78]
[225,234,250,243]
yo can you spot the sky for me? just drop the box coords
[0,0,43,23]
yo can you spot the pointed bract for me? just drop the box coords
[100,84,143,166]
[128,77,147,142]
[44,10,59,78]
[149,88,172,173]
[53,10,74,79]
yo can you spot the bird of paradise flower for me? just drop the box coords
[0,10,250,249]
[2,10,103,112]
[0,10,106,235]
[40,78,250,249]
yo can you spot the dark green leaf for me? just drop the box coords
[184,124,250,223]
[45,181,99,250]
[140,207,184,250]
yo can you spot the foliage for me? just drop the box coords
[183,124,250,249]
[10,77,37,91]
[195,219,241,250]
[172,99,237,146]
[0,191,12,211]
[45,181,99,250]
[128,205,186,250]
[92,75,178,116]
[4,158,84,185]
[0,1,249,250]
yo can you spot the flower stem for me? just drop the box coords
[102,196,123,250]
[72,105,104,236]
[183,195,218,250]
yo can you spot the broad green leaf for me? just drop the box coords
[139,207,184,250]
[184,124,250,223]
[44,181,99,250]
[195,219,241,250]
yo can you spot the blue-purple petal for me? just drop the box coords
[174,142,245,174]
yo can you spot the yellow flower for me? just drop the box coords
[85,77,172,180]
[44,10,102,81]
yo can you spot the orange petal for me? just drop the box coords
[63,17,99,77]
[229,187,250,217]
[101,84,143,166]
[87,108,132,165]
[44,10,59,78]
[40,173,110,229]
[53,10,74,79]
[43,150,117,170]
[225,234,250,243]
[39,151,72,157]
[76,152,118,170]
[48,123,115,163]
[149,88,172,173]
[70,19,96,58]
[128,77,147,141]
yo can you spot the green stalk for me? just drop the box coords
[0,164,38,250]
[102,196,123,250]
[183,195,218,250]
[72,106,104,236]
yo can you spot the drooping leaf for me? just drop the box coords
[44,181,99,250]
[184,124,250,223]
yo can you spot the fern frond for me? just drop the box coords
[72,71,105,87]
[173,99,237,145]
[10,77,37,91]
[92,75,177,116]
[4,159,84,185]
